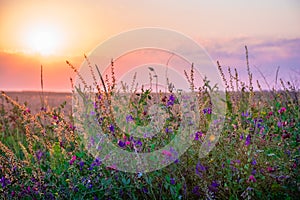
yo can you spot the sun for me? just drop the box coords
[25,25,62,55]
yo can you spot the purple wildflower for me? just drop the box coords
[242,111,249,117]
[89,157,102,170]
[170,177,176,185]
[118,140,126,148]
[203,108,212,114]
[0,176,10,188]
[79,161,84,170]
[195,161,206,177]
[134,140,142,146]
[109,124,115,133]
[194,131,203,141]
[245,134,251,146]
[167,94,175,107]
[126,115,134,122]
[192,186,200,196]
[36,150,43,161]
[165,127,173,134]
[208,180,219,192]
[240,133,244,140]
[251,158,257,165]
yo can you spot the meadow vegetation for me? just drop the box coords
[0,47,299,199]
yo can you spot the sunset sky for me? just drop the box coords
[0,0,299,91]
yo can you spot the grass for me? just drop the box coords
[0,46,299,199]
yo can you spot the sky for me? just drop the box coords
[0,0,299,91]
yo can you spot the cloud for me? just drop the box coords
[193,37,300,89]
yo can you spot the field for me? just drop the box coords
[0,59,299,199]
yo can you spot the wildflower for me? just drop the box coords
[165,127,173,133]
[170,177,176,185]
[0,176,10,188]
[167,94,175,107]
[162,150,172,157]
[107,164,117,170]
[69,155,76,165]
[209,135,216,141]
[125,141,131,146]
[134,140,142,147]
[118,140,126,148]
[192,186,200,196]
[24,108,31,114]
[79,161,84,170]
[195,161,206,177]
[89,158,102,170]
[93,101,98,109]
[268,111,273,116]
[203,108,212,114]
[69,124,76,131]
[247,175,256,183]
[194,131,203,141]
[126,115,134,122]
[267,166,276,173]
[251,158,257,165]
[109,124,115,133]
[36,150,43,161]
[245,134,251,146]
[251,168,257,175]
[241,111,249,117]
[208,180,219,192]
[278,107,286,114]
[240,133,244,140]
